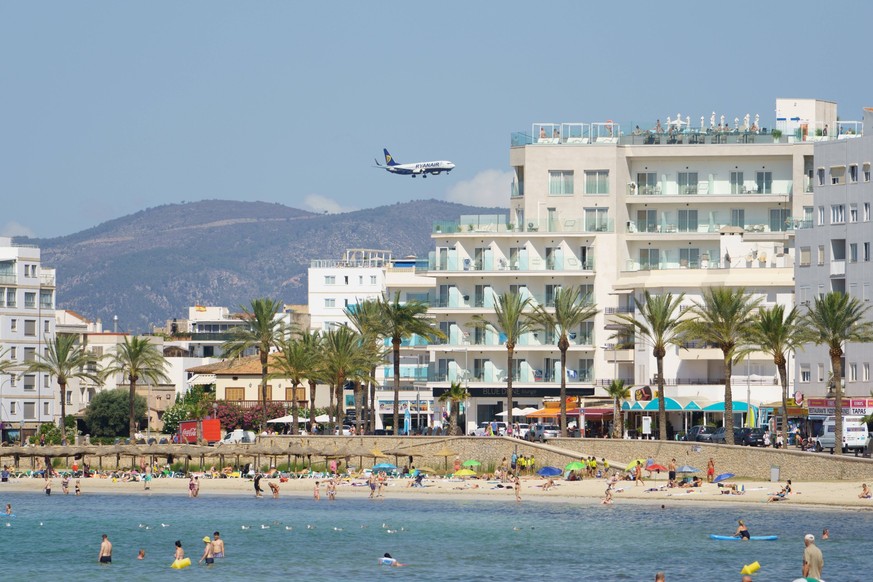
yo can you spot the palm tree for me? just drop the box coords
[530,286,599,436]
[438,381,470,436]
[345,298,388,433]
[25,334,100,444]
[101,336,170,439]
[611,291,686,440]
[321,326,377,431]
[604,379,631,438]
[472,291,538,428]
[221,298,287,431]
[802,292,873,449]
[0,344,14,375]
[300,331,325,432]
[682,287,760,445]
[272,335,320,435]
[748,305,810,438]
[378,292,443,435]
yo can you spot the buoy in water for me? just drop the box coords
[740,561,761,575]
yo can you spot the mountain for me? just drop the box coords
[25,199,503,331]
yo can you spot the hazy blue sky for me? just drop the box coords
[2,1,870,238]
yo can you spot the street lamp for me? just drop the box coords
[416,390,421,433]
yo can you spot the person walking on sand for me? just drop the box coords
[668,459,677,487]
[62,475,70,494]
[212,531,225,558]
[514,475,521,502]
[198,536,215,566]
[802,533,823,580]
[314,481,321,501]
[706,458,715,483]
[98,534,112,564]
[193,476,200,497]
[634,461,644,486]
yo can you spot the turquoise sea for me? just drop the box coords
[0,488,869,581]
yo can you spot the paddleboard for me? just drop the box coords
[709,534,778,541]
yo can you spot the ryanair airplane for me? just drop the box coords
[374,148,455,177]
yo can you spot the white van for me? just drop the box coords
[816,416,869,453]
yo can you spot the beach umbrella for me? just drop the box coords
[434,446,459,470]
[372,463,397,471]
[455,468,477,477]
[415,466,438,474]
[676,465,700,474]
[565,461,586,471]
[625,459,647,471]
[713,472,736,483]
[647,464,669,472]
[462,460,481,467]
[537,466,562,477]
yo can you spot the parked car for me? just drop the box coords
[529,423,560,442]
[740,427,766,446]
[684,425,714,442]
[220,429,256,444]
[514,423,531,439]
[816,415,870,453]
[710,426,743,444]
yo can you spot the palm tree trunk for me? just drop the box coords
[260,350,269,433]
[506,345,514,429]
[58,380,67,445]
[657,356,667,440]
[832,350,844,453]
[724,356,735,445]
[559,341,568,437]
[308,380,317,431]
[369,379,376,434]
[354,381,363,434]
[291,380,299,436]
[777,358,789,440]
[450,401,459,436]
[335,377,345,425]
[613,397,621,438]
[392,338,401,436]
[128,378,137,439]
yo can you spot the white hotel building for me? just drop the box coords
[424,99,845,435]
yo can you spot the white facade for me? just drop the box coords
[0,237,56,442]
[423,100,837,433]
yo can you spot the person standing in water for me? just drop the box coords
[98,534,112,564]
[174,540,185,562]
[253,473,264,497]
[212,531,225,558]
[198,536,214,566]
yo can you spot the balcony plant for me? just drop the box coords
[771,129,782,142]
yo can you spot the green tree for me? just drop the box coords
[611,291,686,441]
[345,298,388,433]
[437,381,470,436]
[682,287,760,445]
[321,326,373,428]
[26,334,100,444]
[221,298,287,431]
[472,291,537,429]
[272,335,320,435]
[85,388,147,438]
[0,344,14,375]
[300,331,325,432]
[748,305,810,436]
[802,292,873,449]
[605,379,631,438]
[101,336,170,439]
[378,292,443,435]
[530,286,599,436]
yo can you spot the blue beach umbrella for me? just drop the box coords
[713,472,735,483]
[676,465,700,474]
[372,463,397,472]
[537,466,562,477]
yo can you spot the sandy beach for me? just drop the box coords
[5,472,873,510]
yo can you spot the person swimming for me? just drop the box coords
[379,553,406,567]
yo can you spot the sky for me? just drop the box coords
[2,0,871,238]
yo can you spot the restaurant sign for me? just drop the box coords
[807,397,873,417]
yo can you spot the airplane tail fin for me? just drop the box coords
[383,148,399,166]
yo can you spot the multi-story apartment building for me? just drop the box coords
[308,249,435,431]
[795,107,873,419]
[425,99,843,435]
[0,237,56,443]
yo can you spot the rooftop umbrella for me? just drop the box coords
[625,459,647,471]
[676,465,700,474]
[462,460,481,467]
[713,472,736,483]
[537,466,562,477]
[565,461,585,471]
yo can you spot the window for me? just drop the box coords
[678,171,698,194]
[66,391,72,405]
[818,206,825,225]
[5,289,15,307]
[10,319,16,332]
[548,170,574,195]
[370,275,377,285]
[850,204,859,223]
[730,209,745,228]
[545,284,562,307]
[24,292,35,308]
[44,320,50,333]
[817,168,825,185]
[24,347,35,362]
[849,363,858,382]
[817,245,825,266]
[24,319,36,337]
[866,203,872,222]
[799,247,811,267]
[799,286,810,305]
[800,365,810,383]
[679,248,700,268]
[730,171,744,194]
[831,166,844,185]
[584,208,609,232]
[865,242,870,262]
[8,347,15,359]
[850,243,858,263]
[39,290,52,308]
[639,248,660,270]
[864,163,871,182]
[24,374,36,390]
[803,206,814,225]
[756,171,772,194]
[324,298,336,308]
[584,170,609,194]
[578,358,594,382]
[850,165,859,182]
[324,275,335,285]
[831,204,845,224]
[9,402,15,415]
[636,172,657,194]
[865,363,870,382]
[769,208,789,232]
[817,364,825,382]
[23,402,35,420]
[677,209,698,232]
[43,402,50,416]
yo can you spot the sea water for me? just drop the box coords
[0,489,870,581]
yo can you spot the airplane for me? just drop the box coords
[374,148,455,178]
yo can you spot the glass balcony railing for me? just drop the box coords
[383,366,429,381]
[628,182,792,197]
[627,221,797,234]
[428,251,594,273]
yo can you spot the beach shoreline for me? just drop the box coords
[5,473,873,512]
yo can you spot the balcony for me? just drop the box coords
[428,251,595,274]
[383,366,429,381]
[627,182,792,197]
[0,275,16,285]
[222,400,307,409]
[831,260,846,277]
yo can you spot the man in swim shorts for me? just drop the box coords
[199,536,214,566]
[98,534,112,564]
[212,531,225,558]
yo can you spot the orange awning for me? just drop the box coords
[525,408,560,419]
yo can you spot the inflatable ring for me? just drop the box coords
[171,557,192,569]
[740,561,761,575]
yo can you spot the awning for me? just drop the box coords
[702,402,759,413]
[567,407,614,418]
[525,408,560,419]
[622,397,712,411]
